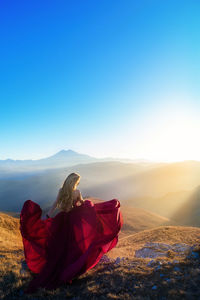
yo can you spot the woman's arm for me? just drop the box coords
[46,188,62,218]
[76,189,84,205]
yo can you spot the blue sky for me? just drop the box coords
[0,0,200,161]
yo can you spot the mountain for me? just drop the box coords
[0,149,98,174]
[0,149,157,175]
[36,149,98,165]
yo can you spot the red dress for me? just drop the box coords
[20,198,123,293]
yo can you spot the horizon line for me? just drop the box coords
[0,149,200,164]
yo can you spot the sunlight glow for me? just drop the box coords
[129,100,200,162]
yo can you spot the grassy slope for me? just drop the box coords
[1,206,200,299]
[109,225,200,259]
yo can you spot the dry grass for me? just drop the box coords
[0,212,22,250]
[119,205,170,238]
[1,211,200,299]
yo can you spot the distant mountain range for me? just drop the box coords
[0,150,200,224]
[0,149,97,172]
[0,149,154,174]
[0,160,154,211]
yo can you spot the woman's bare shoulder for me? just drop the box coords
[72,189,81,196]
[72,189,83,202]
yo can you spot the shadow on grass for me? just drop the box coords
[0,249,23,256]
[1,257,200,300]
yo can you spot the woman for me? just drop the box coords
[43,172,84,219]
[20,172,123,294]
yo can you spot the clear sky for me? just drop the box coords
[0,0,200,162]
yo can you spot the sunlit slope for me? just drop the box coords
[0,212,22,251]
[86,161,200,220]
[124,190,192,219]
[123,185,200,224]
[109,225,200,259]
[119,204,170,237]
[171,186,200,226]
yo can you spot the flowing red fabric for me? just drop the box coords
[20,198,123,293]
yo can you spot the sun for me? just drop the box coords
[131,102,200,162]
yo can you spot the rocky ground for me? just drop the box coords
[1,241,200,299]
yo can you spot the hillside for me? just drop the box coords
[118,204,170,237]
[1,203,200,299]
[123,190,192,219]
[109,225,200,259]
[0,212,22,251]
[172,185,200,226]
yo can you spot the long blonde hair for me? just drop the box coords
[57,172,81,212]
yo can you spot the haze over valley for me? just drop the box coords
[0,149,199,227]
